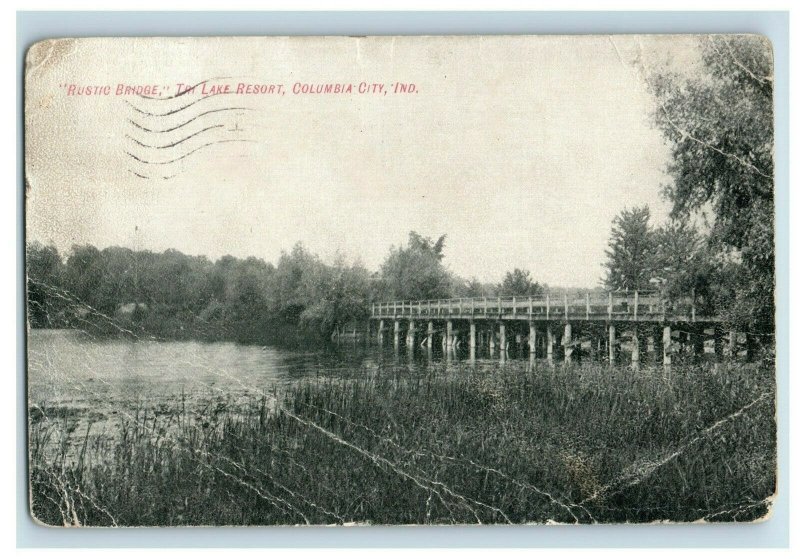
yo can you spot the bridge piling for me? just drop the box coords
[714,326,723,362]
[394,319,400,347]
[663,325,672,366]
[407,320,416,349]
[378,319,385,346]
[499,321,507,353]
[427,321,434,349]
[652,325,662,363]
[608,323,616,365]
[546,324,554,360]
[693,326,705,360]
[631,325,640,369]
[529,322,537,356]
[469,321,476,349]
[564,323,573,363]
[446,320,454,352]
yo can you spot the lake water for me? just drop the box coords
[27,329,547,415]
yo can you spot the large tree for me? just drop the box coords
[646,35,774,332]
[379,232,451,300]
[301,255,371,336]
[604,206,655,291]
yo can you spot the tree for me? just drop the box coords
[380,232,451,300]
[452,277,496,298]
[26,242,64,327]
[603,206,655,291]
[63,245,107,311]
[498,268,543,297]
[301,255,371,335]
[646,35,774,332]
[271,242,324,322]
[651,220,721,314]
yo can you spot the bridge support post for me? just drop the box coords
[378,319,385,346]
[546,324,554,361]
[729,330,738,359]
[427,321,434,349]
[631,325,640,369]
[713,326,723,362]
[693,326,705,361]
[394,320,400,348]
[407,320,416,350]
[489,327,496,355]
[663,325,672,366]
[446,320,453,351]
[469,321,476,349]
[653,325,663,363]
[564,323,573,363]
[529,322,537,357]
[679,330,689,356]
[499,321,507,353]
[608,323,616,365]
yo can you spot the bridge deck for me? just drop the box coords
[371,292,721,324]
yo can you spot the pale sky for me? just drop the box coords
[26,35,702,288]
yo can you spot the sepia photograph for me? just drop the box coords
[24,34,776,526]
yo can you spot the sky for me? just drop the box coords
[25,35,703,288]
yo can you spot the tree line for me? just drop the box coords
[25,233,550,344]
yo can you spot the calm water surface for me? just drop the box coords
[28,329,546,412]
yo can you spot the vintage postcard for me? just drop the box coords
[25,35,776,526]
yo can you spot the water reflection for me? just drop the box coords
[29,328,678,412]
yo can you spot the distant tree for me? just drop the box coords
[604,206,655,291]
[452,277,497,298]
[301,255,371,335]
[645,35,774,332]
[63,245,107,311]
[651,220,721,314]
[271,242,324,322]
[380,232,451,300]
[225,257,272,340]
[498,268,543,297]
[96,246,137,309]
[26,242,64,327]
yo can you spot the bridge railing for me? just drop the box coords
[371,291,700,321]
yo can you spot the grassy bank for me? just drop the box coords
[29,360,776,525]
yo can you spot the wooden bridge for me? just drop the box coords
[369,291,747,366]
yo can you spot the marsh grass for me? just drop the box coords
[29,360,776,526]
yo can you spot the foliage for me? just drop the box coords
[603,206,655,291]
[646,35,774,332]
[25,241,367,344]
[379,232,452,300]
[498,268,543,297]
[452,277,498,298]
[26,242,64,328]
[300,255,372,335]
